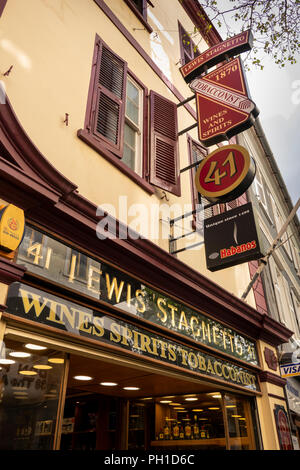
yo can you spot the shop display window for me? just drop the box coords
[60,395,119,451]
[139,391,258,450]
[224,394,257,450]
[0,338,66,450]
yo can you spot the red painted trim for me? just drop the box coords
[0,0,7,17]
[0,257,27,285]
[93,0,197,121]
[0,96,77,198]
[179,0,222,47]
[123,0,153,33]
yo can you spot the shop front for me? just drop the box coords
[0,222,291,450]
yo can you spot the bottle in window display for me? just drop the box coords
[159,428,164,440]
[200,425,207,439]
[163,418,170,440]
[184,419,192,439]
[172,420,179,440]
[193,415,200,439]
[179,424,185,439]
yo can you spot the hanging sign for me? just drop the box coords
[194,144,256,203]
[0,204,25,253]
[180,30,253,83]
[204,202,264,272]
[190,57,259,146]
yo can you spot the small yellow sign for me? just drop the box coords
[0,204,25,252]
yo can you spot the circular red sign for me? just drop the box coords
[195,144,255,203]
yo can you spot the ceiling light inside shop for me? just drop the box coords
[159,400,172,404]
[170,403,182,406]
[25,344,47,350]
[9,352,31,358]
[225,405,236,408]
[0,358,15,365]
[211,394,222,399]
[33,365,53,370]
[100,382,118,386]
[74,375,93,381]
[48,358,64,364]
[185,397,198,401]
[192,409,204,412]
[19,370,37,376]
[208,407,220,410]
[123,387,140,391]
[231,415,242,418]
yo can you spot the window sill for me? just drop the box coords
[78,129,155,195]
[123,0,153,33]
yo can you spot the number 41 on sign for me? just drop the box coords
[280,363,300,378]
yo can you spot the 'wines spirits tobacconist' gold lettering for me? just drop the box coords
[6,283,259,392]
[16,226,258,366]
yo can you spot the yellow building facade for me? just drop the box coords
[0,0,295,450]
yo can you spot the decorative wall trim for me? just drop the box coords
[268,393,286,402]
[264,347,278,371]
[259,371,287,387]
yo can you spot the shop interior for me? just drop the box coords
[0,337,259,450]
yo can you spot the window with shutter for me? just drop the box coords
[91,41,127,157]
[149,91,180,196]
[79,36,153,192]
[178,22,200,66]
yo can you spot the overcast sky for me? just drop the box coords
[246,56,300,208]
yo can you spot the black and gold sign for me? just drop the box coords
[6,283,260,392]
[204,203,264,272]
[16,226,258,366]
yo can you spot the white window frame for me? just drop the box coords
[124,75,143,176]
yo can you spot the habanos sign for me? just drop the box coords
[204,202,264,272]
[194,144,256,203]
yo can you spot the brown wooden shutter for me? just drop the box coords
[149,91,180,196]
[91,40,127,157]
